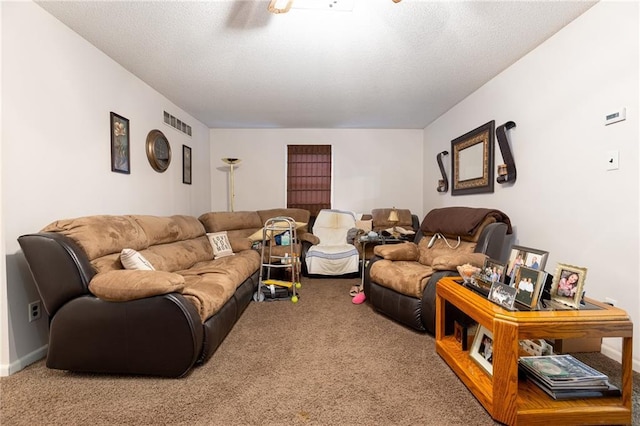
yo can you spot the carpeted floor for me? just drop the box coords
[1,277,637,425]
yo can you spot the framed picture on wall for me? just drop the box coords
[110,112,130,174]
[183,145,192,184]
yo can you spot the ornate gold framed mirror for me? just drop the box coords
[451,121,495,195]
[146,129,171,173]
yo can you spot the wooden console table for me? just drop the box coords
[435,276,633,425]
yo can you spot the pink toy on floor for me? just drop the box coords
[352,292,366,304]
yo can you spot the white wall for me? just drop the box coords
[210,129,424,216]
[424,2,639,370]
[0,2,211,375]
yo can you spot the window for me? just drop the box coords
[287,145,331,217]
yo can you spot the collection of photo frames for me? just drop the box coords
[461,245,588,376]
[466,244,588,312]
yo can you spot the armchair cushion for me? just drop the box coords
[370,260,433,298]
[431,252,487,271]
[417,237,476,266]
[88,270,185,302]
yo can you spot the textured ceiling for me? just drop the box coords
[37,0,596,129]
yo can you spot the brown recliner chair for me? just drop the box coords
[364,207,512,334]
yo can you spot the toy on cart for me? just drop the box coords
[253,217,302,303]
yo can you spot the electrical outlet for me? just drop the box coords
[28,301,41,322]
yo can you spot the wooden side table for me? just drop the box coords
[435,276,633,425]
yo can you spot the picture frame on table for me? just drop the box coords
[488,281,517,310]
[110,112,130,174]
[470,326,494,376]
[513,266,547,309]
[182,145,192,184]
[550,263,587,309]
[475,258,506,288]
[505,245,548,286]
[454,320,468,351]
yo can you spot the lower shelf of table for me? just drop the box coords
[436,336,631,425]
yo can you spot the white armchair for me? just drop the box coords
[304,209,359,276]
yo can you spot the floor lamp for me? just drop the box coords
[222,158,241,212]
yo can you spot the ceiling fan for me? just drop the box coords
[268,0,401,14]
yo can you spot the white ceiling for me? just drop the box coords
[37,0,597,129]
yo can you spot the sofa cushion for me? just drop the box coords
[207,231,235,259]
[88,270,185,301]
[120,248,155,270]
[178,250,260,321]
[370,260,434,298]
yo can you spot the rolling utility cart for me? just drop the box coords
[253,216,302,303]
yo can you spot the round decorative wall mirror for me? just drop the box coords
[145,129,171,172]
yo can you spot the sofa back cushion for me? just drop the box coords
[41,215,148,260]
[371,208,414,232]
[198,211,263,241]
[131,215,205,246]
[42,214,213,274]
[258,208,311,232]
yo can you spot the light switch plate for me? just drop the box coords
[606,150,619,171]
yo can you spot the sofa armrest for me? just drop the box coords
[47,293,203,377]
[372,242,419,261]
[298,232,320,245]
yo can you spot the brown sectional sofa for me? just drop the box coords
[18,208,312,377]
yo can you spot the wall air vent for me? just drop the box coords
[163,111,192,137]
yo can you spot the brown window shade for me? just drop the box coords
[287,145,332,217]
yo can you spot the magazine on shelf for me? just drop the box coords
[518,354,608,388]
[523,372,621,400]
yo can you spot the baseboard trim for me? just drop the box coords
[0,345,48,376]
[600,343,640,374]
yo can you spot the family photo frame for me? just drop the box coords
[505,245,548,286]
[474,258,506,291]
[550,263,587,308]
[513,266,547,309]
[488,282,517,310]
[470,326,494,376]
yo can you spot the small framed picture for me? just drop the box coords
[454,320,468,351]
[110,112,130,174]
[550,263,587,308]
[505,245,548,286]
[475,258,506,288]
[470,326,493,376]
[488,282,517,310]
[182,145,192,184]
[514,266,547,309]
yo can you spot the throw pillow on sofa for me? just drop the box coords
[120,248,155,270]
[207,231,235,259]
